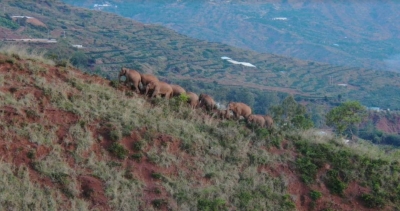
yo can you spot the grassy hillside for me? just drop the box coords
[1,0,400,111]
[1,49,400,210]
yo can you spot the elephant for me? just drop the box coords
[186,92,199,109]
[247,114,266,128]
[118,67,141,93]
[216,109,231,120]
[228,102,252,120]
[140,73,159,94]
[170,84,186,97]
[263,115,274,129]
[198,93,216,111]
[145,81,173,99]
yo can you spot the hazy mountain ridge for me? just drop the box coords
[62,0,400,72]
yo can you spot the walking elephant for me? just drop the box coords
[118,67,141,93]
[186,92,199,109]
[263,115,274,129]
[228,102,252,120]
[170,84,186,97]
[145,81,173,99]
[199,93,216,111]
[140,73,159,95]
[247,114,266,127]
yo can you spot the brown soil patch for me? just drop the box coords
[375,115,400,134]
[26,18,47,27]
[79,175,111,211]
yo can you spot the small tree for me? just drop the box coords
[326,101,367,137]
[270,95,314,130]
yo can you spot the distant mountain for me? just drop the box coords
[61,0,400,72]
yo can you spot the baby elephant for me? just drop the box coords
[247,114,267,128]
[119,67,141,93]
[263,115,274,129]
[216,109,231,120]
[247,114,274,129]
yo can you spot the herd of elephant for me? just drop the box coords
[119,67,274,129]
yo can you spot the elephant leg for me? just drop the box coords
[152,89,159,98]
[134,81,140,93]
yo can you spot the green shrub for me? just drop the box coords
[133,141,144,151]
[27,150,35,159]
[255,128,269,139]
[49,172,69,185]
[152,199,167,208]
[204,172,216,179]
[109,80,120,89]
[326,170,347,196]
[310,190,322,201]
[281,194,296,209]
[130,153,143,162]
[108,142,128,159]
[109,129,122,141]
[197,198,227,211]
[296,157,318,184]
[55,59,69,67]
[361,193,385,208]
[151,172,163,180]
[237,191,252,208]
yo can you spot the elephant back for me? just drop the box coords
[171,84,186,96]
[186,92,199,108]
[199,93,216,111]
[140,73,159,86]
[229,102,252,118]
[187,92,199,102]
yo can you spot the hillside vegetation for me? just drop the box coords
[1,49,400,210]
[1,0,400,111]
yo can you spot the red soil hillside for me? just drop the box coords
[371,113,400,134]
[0,53,397,210]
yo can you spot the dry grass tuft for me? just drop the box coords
[0,45,55,65]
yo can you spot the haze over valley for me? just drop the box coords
[63,0,400,72]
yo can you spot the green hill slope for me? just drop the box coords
[1,0,400,112]
[1,49,400,210]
